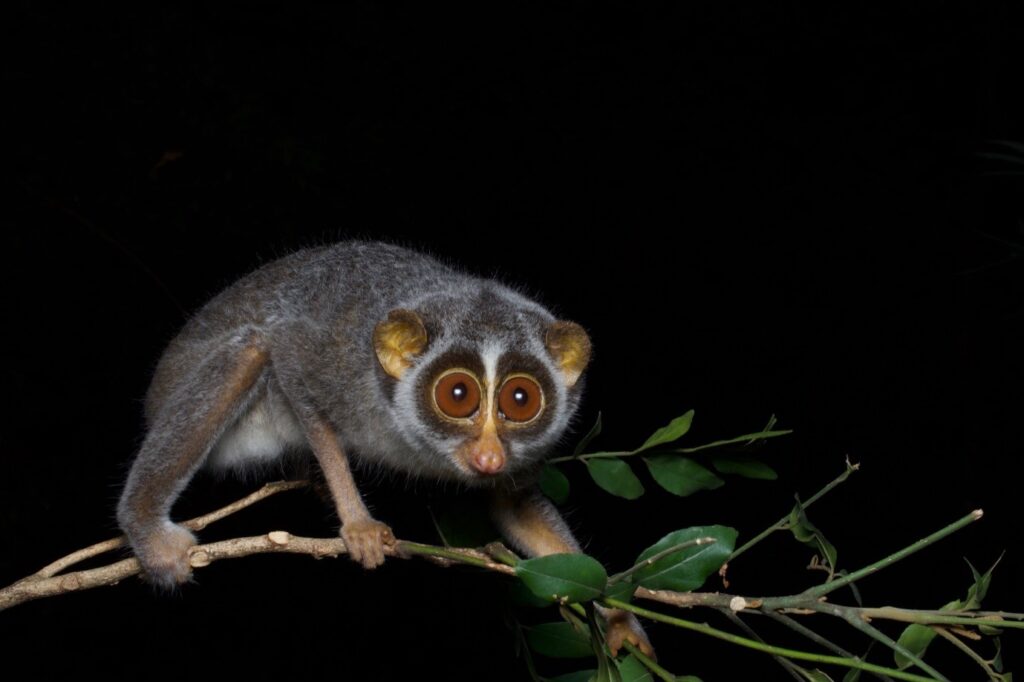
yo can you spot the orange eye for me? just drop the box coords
[433,371,481,419]
[498,376,543,423]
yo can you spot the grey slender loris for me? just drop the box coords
[117,240,652,657]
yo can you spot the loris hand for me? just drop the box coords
[602,608,655,659]
[342,518,396,569]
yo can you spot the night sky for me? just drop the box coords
[4,4,1023,680]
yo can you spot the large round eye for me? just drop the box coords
[498,375,544,423]
[433,371,481,419]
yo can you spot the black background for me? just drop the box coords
[3,4,1023,680]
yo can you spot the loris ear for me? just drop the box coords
[545,321,592,388]
[373,309,429,379]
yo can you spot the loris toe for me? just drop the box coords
[604,610,655,659]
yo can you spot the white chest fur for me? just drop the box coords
[207,389,305,469]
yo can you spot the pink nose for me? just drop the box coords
[471,448,505,475]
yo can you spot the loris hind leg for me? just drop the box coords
[492,488,655,659]
[117,337,269,589]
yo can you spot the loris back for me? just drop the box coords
[143,241,573,482]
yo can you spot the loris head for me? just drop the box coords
[372,288,591,485]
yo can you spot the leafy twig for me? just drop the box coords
[603,598,937,682]
[800,510,983,601]
[830,607,948,681]
[759,612,890,681]
[930,627,1004,680]
[607,537,718,585]
[729,458,859,562]
[721,608,807,681]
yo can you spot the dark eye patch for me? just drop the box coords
[495,352,557,433]
[415,347,488,437]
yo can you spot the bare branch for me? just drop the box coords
[32,479,308,579]
[1,531,515,611]
[184,480,309,532]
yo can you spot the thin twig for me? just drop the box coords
[184,480,309,532]
[1,532,515,611]
[858,606,1024,627]
[931,627,1002,680]
[603,598,937,682]
[761,613,895,682]
[546,428,792,463]
[759,611,875,674]
[729,459,859,562]
[721,609,805,681]
[32,537,128,580]
[621,641,676,682]
[801,510,983,601]
[826,605,948,681]
[32,480,308,578]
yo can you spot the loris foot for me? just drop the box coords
[342,518,395,569]
[603,608,655,659]
[133,522,198,589]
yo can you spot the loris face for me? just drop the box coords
[373,304,591,485]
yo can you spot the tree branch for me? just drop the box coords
[3,479,1016,682]
[0,480,512,611]
[32,480,308,579]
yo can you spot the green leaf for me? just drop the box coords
[549,671,597,682]
[540,463,571,504]
[710,455,778,480]
[644,455,724,496]
[526,622,594,658]
[800,671,835,682]
[574,412,604,455]
[964,553,1003,609]
[894,597,959,669]
[508,579,553,609]
[894,553,1007,669]
[615,655,653,682]
[638,410,695,451]
[516,554,608,604]
[894,554,1005,668]
[894,622,941,670]
[587,458,645,499]
[677,678,703,682]
[788,500,838,571]
[603,579,636,604]
[632,526,737,592]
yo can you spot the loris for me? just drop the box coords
[118,241,651,656]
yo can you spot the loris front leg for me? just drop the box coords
[303,418,396,568]
[491,487,655,658]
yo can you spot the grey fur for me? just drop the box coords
[117,241,588,585]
